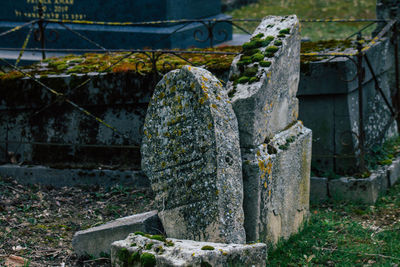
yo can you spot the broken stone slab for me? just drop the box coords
[72,211,163,258]
[226,15,301,148]
[242,121,312,244]
[111,233,267,267]
[310,177,329,203]
[328,170,389,204]
[141,66,245,243]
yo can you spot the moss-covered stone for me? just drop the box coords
[243,67,258,77]
[279,28,290,35]
[251,53,265,62]
[140,252,156,267]
[237,76,250,84]
[259,61,272,67]
[201,245,215,250]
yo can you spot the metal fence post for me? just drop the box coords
[37,2,46,59]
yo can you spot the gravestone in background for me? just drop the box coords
[141,66,245,244]
[0,0,232,50]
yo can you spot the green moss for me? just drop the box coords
[134,231,146,236]
[243,66,258,77]
[165,240,174,247]
[277,33,286,38]
[150,235,166,242]
[265,46,279,53]
[201,262,212,267]
[251,53,265,62]
[262,36,275,46]
[274,40,283,46]
[131,243,137,247]
[243,48,261,56]
[249,76,259,83]
[117,248,130,263]
[260,61,272,67]
[201,245,215,250]
[145,243,154,250]
[242,39,263,50]
[228,88,237,98]
[128,252,141,265]
[279,28,290,35]
[251,33,265,40]
[237,76,250,84]
[140,252,156,267]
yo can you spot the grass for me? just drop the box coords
[227,0,377,40]
[267,182,400,266]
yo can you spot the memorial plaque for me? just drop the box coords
[0,0,232,50]
[141,66,245,243]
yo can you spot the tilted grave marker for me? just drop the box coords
[141,65,245,244]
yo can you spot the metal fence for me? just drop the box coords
[0,2,399,174]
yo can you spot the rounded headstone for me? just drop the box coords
[141,66,245,243]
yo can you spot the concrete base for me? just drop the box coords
[0,164,150,188]
[72,211,163,258]
[310,155,400,204]
[111,233,267,267]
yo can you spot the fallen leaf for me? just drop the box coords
[4,255,28,267]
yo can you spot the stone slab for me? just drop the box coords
[310,177,329,203]
[0,164,150,188]
[328,170,388,204]
[111,233,267,267]
[242,122,311,244]
[0,14,232,49]
[226,15,301,147]
[387,158,400,186]
[72,211,163,258]
[141,66,245,243]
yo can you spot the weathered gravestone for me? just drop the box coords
[0,0,232,49]
[141,65,246,244]
[227,15,300,148]
[226,15,312,244]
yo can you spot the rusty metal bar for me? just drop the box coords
[37,2,46,60]
[364,54,396,117]
[394,21,400,132]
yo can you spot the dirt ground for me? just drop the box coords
[0,175,155,266]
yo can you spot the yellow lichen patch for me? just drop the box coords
[256,150,261,157]
[268,190,271,197]
[190,83,195,90]
[170,86,176,93]
[199,97,206,105]
[208,123,213,130]
[161,162,166,168]
[202,76,209,82]
[216,95,221,101]
[158,92,165,99]
[264,182,268,189]
[211,104,218,109]
[201,83,208,92]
